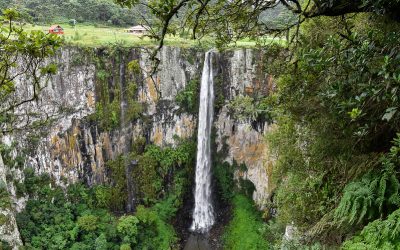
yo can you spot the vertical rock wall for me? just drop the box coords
[214,49,275,206]
[1,46,276,247]
[10,46,275,201]
[0,155,23,249]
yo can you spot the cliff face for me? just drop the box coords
[1,46,275,247]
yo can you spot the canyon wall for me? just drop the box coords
[1,46,275,247]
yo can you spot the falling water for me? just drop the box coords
[191,51,215,233]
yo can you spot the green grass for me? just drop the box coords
[230,36,286,48]
[223,194,270,250]
[21,23,284,48]
[22,24,194,47]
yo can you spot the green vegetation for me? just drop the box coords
[0,0,147,26]
[22,24,197,48]
[175,78,200,114]
[227,95,273,123]
[0,179,11,210]
[16,137,196,249]
[265,13,400,247]
[0,240,11,250]
[86,47,143,131]
[213,162,235,202]
[342,208,400,249]
[0,9,61,133]
[19,24,271,48]
[213,160,269,249]
[136,138,196,205]
[223,195,269,250]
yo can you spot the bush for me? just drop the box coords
[213,161,235,201]
[175,78,200,114]
[135,205,178,250]
[117,215,139,245]
[227,95,258,122]
[77,214,98,232]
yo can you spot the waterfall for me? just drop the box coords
[191,50,215,233]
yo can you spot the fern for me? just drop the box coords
[342,208,400,249]
[334,175,376,225]
[334,134,400,226]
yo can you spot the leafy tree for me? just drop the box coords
[0,0,148,26]
[117,215,139,245]
[0,9,61,133]
[77,214,99,232]
[227,96,257,122]
[94,233,108,250]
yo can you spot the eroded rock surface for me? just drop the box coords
[2,46,275,247]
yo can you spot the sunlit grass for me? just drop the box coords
[21,23,285,48]
[23,24,191,47]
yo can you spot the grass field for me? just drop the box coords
[22,23,285,48]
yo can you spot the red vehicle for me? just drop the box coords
[48,25,64,35]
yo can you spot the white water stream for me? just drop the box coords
[191,51,215,233]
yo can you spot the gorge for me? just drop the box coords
[2,2,400,249]
[0,46,274,249]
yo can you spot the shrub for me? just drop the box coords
[117,215,139,245]
[120,244,131,250]
[94,185,112,209]
[175,78,200,114]
[77,214,98,232]
[94,233,108,250]
[227,95,258,122]
[213,161,235,201]
[135,205,177,250]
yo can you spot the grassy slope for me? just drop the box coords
[223,195,270,250]
[22,23,283,48]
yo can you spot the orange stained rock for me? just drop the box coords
[153,126,163,145]
[147,77,160,101]
[86,91,95,108]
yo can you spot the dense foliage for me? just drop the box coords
[15,137,196,249]
[175,78,199,114]
[227,95,273,123]
[212,159,270,249]
[267,13,400,247]
[0,0,149,26]
[334,140,400,226]
[342,208,400,249]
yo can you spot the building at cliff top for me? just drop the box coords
[125,25,149,35]
[48,25,64,35]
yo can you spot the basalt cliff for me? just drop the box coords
[0,46,276,247]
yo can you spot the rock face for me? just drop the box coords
[214,49,275,206]
[0,155,23,249]
[1,46,275,247]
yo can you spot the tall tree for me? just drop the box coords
[115,0,400,57]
